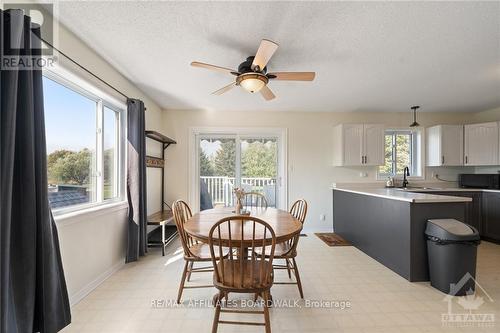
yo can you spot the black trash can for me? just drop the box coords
[425,219,480,295]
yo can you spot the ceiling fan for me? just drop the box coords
[191,39,315,101]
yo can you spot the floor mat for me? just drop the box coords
[315,233,352,246]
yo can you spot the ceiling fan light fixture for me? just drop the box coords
[191,38,315,100]
[237,73,268,93]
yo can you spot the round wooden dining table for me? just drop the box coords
[183,206,303,246]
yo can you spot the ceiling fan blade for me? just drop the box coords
[191,61,237,74]
[260,85,276,101]
[267,72,316,81]
[212,82,236,95]
[252,39,279,71]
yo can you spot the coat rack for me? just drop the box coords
[145,130,177,256]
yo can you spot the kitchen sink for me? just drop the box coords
[396,186,444,191]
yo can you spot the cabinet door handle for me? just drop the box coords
[364,156,367,164]
[442,156,445,165]
[465,156,468,164]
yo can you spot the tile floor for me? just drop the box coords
[62,235,500,333]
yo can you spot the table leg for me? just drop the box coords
[236,247,250,260]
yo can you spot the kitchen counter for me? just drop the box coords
[332,186,469,282]
[333,186,472,203]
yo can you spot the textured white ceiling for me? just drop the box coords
[56,1,500,112]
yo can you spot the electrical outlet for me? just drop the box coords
[319,214,326,221]
[359,172,368,178]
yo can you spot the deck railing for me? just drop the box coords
[200,176,276,206]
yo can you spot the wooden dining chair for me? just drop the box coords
[255,199,307,298]
[208,216,276,333]
[172,200,216,304]
[242,192,268,209]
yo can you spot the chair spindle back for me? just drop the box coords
[286,199,308,254]
[242,192,268,209]
[172,200,196,257]
[290,199,307,224]
[208,216,276,289]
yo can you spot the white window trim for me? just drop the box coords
[377,127,425,181]
[43,66,127,216]
[54,201,128,227]
[188,127,288,212]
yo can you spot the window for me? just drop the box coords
[379,129,422,178]
[43,73,124,212]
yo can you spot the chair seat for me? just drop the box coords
[188,243,228,261]
[254,242,295,258]
[214,259,274,291]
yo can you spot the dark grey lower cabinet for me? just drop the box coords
[444,192,481,232]
[482,192,500,241]
[425,191,500,243]
[421,191,482,232]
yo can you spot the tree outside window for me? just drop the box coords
[380,130,414,177]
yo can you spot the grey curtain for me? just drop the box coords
[126,99,148,262]
[0,9,71,333]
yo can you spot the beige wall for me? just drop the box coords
[470,106,500,123]
[52,24,163,305]
[161,109,499,232]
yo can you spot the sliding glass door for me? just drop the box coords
[198,134,279,209]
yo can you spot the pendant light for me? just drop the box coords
[409,105,420,127]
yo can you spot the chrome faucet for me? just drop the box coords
[402,167,410,188]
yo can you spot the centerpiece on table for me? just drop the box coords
[233,187,250,215]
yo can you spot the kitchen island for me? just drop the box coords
[332,186,472,282]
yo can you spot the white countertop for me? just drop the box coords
[332,186,473,203]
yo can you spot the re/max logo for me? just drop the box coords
[2,2,54,54]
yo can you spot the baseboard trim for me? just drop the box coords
[303,227,333,234]
[69,260,125,307]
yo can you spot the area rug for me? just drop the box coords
[315,233,352,246]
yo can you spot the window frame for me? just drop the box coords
[43,68,126,215]
[102,104,121,201]
[378,128,424,180]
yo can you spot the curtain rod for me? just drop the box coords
[41,37,136,103]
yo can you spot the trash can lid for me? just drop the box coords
[428,219,474,235]
[425,219,479,242]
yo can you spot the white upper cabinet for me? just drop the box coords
[363,124,385,166]
[342,124,364,165]
[464,122,499,166]
[426,125,464,166]
[333,124,385,166]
